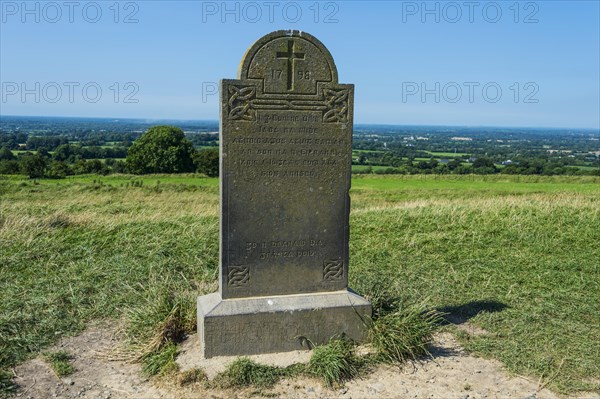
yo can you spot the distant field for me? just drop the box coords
[577,165,600,171]
[0,174,599,394]
[352,149,385,154]
[352,165,391,172]
[425,151,470,157]
[0,173,218,187]
[10,150,56,156]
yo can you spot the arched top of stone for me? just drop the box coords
[238,30,339,95]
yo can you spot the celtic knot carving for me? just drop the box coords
[226,84,349,123]
[323,259,343,281]
[323,89,349,123]
[228,86,256,121]
[228,265,249,287]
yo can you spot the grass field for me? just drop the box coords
[1,174,599,394]
[352,165,392,172]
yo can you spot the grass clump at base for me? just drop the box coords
[214,357,283,388]
[369,302,441,364]
[125,281,197,355]
[356,272,442,364]
[42,351,75,377]
[125,279,204,378]
[308,338,362,387]
[141,342,179,377]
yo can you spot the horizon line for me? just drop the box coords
[1,114,599,132]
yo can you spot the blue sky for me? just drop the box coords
[1,0,599,128]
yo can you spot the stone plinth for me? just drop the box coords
[198,290,370,358]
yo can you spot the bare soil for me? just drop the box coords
[11,323,596,399]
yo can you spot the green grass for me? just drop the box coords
[42,351,75,377]
[0,174,599,394]
[350,176,600,393]
[0,177,218,395]
[351,174,600,196]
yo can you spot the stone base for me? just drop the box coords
[197,290,371,358]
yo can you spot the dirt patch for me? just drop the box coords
[10,325,595,399]
[12,322,167,399]
[176,336,312,380]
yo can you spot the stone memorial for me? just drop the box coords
[197,30,371,358]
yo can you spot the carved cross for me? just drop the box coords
[276,40,305,91]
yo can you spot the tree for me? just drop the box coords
[473,157,497,174]
[72,159,109,175]
[0,160,20,174]
[20,154,48,178]
[85,159,109,175]
[37,147,51,158]
[194,148,219,177]
[0,146,16,161]
[126,126,196,174]
[112,160,127,174]
[472,157,495,169]
[447,159,462,171]
[53,144,76,162]
[47,161,70,179]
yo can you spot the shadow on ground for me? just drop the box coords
[426,342,461,358]
[437,300,509,325]
[423,300,510,360]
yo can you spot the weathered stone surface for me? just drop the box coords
[222,30,353,298]
[197,30,371,358]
